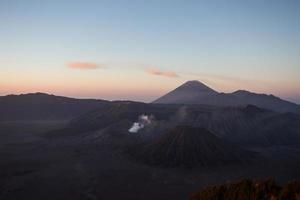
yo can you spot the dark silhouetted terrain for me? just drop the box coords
[0,88,300,200]
[128,126,255,167]
[61,102,300,146]
[0,93,109,121]
[190,178,300,200]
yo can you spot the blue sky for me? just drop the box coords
[0,0,299,103]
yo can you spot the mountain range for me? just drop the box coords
[1,80,299,121]
[154,80,300,113]
[1,82,300,200]
[1,82,300,146]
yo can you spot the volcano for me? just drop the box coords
[153,80,218,105]
[153,80,300,113]
[129,126,254,167]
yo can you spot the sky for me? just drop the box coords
[0,0,299,103]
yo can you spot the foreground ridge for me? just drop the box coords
[190,178,300,200]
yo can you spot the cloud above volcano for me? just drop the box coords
[146,68,179,78]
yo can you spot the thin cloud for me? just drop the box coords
[146,68,179,78]
[67,62,104,70]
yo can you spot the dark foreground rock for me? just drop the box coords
[190,178,300,200]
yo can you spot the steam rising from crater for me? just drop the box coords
[129,114,154,133]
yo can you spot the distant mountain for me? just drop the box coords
[0,93,109,121]
[153,80,300,113]
[231,90,300,113]
[153,81,218,104]
[128,126,255,167]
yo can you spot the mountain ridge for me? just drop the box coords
[0,92,110,121]
[153,80,300,113]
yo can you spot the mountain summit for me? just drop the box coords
[153,80,300,113]
[177,80,217,93]
[153,80,218,104]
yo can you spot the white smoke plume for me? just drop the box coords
[128,114,154,133]
[128,122,144,133]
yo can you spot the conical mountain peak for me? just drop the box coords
[153,80,217,104]
[177,80,217,92]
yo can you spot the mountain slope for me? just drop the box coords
[128,126,255,167]
[51,101,178,136]
[153,80,300,113]
[187,105,300,146]
[0,93,109,121]
[54,102,300,146]
[153,80,218,104]
[231,90,300,113]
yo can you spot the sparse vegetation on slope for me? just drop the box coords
[190,178,300,200]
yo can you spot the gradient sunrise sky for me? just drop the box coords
[0,0,299,103]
